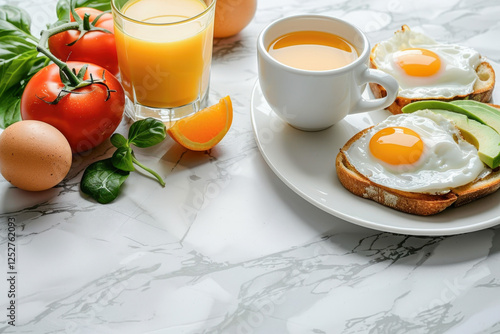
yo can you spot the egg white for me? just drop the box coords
[372,28,482,99]
[344,111,485,194]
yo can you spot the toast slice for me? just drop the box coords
[336,127,500,216]
[369,26,496,115]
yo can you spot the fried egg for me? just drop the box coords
[372,27,482,99]
[344,110,485,194]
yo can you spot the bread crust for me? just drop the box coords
[452,168,500,207]
[369,27,496,115]
[336,127,500,216]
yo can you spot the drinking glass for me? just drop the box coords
[111,0,216,124]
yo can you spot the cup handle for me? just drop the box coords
[352,67,399,113]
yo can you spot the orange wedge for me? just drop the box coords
[167,96,233,151]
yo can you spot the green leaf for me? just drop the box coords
[112,146,135,172]
[128,118,167,148]
[80,118,169,204]
[0,7,47,128]
[0,5,35,40]
[0,86,22,129]
[0,36,43,96]
[80,159,130,204]
[0,35,49,128]
[27,53,51,77]
[110,133,128,148]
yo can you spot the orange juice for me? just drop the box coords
[267,31,358,71]
[113,0,214,108]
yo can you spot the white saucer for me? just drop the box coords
[250,79,500,236]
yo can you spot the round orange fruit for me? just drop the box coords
[213,0,257,38]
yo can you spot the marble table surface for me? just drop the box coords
[1,0,500,333]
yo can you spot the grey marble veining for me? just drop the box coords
[1,0,500,333]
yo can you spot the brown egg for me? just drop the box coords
[0,120,72,191]
[214,0,257,38]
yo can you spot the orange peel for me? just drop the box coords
[167,96,233,151]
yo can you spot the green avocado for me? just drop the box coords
[402,100,472,115]
[402,100,500,134]
[450,100,500,115]
[427,109,500,169]
[450,99,500,118]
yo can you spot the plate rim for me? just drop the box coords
[250,68,500,236]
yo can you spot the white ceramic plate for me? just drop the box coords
[250,67,500,236]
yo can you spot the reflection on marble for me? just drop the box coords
[1,0,500,333]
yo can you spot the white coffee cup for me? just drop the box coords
[257,15,399,131]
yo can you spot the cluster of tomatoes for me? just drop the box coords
[21,2,257,154]
[21,7,125,154]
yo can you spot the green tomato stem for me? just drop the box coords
[83,13,91,31]
[70,0,82,25]
[36,0,112,88]
[37,21,82,86]
[132,156,166,187]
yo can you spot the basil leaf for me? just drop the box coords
[110,133,128,148]
[128,118,167,148]
[0,35,49,127]
[80,159,130,204]
[0,86,22,128]
[0,5,35,40]
[112,146,135,172]
[0,6,48,129]
[26,53,51,77]
[0,55,50,128]
[0,37,40,94]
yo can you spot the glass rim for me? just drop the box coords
[111,0,216,26]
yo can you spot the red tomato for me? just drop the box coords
[48,8,119,75]
[20,62,125,153]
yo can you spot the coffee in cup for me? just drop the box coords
[267,30,358,71]
[257,15,399,131]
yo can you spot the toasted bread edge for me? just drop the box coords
[335,127,500,216]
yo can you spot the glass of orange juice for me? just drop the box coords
[111,0,216,124]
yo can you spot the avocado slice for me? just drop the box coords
[402,100,472,115]
[402,100,500,134]
[450,100,500,126]
[429,109,500,169]
[450,100,500,116]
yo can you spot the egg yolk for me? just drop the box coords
[369,127,424,165]
[396,48,441,77]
